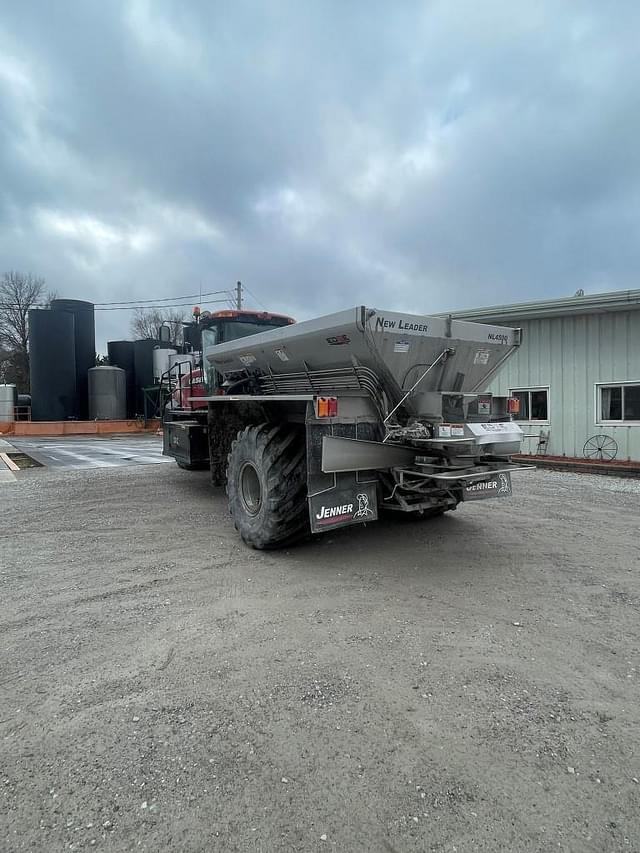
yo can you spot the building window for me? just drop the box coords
[510,388,549,421]
[599,383,640,422]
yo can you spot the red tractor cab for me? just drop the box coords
[171,308,295,411]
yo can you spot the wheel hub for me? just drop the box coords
[239,462,262,515]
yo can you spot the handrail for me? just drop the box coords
[158,358,197,416]
[13,405,32,422]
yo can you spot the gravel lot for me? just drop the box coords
[1,462,639,852]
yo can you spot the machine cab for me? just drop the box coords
[200,309,295,393]
[163,308,295,467]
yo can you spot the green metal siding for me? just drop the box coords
[486,311,640,461]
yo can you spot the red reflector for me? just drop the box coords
[316,397,338,418]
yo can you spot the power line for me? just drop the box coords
[94,289,228,306]
[0,302,46,308]
[1,286,248,313]
[95,298,232,311]
[1,293,237,312]
[243,284,270,312]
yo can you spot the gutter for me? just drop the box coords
[438,288,640,323]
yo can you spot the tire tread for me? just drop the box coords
[226,423,309,549]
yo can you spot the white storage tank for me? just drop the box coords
[153,347,176,382]
[0,384,17,422]
[88,367,127,420]
[168,352,194,376]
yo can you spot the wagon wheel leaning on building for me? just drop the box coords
[583,434,618,462]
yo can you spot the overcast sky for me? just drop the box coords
[1,1,639,350]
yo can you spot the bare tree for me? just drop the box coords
[130,308,186,347]
[0,347,18,386]
[0,271,47,392]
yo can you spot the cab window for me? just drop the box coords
[201,327,219,392]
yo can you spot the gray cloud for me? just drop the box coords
[1,1,639,349]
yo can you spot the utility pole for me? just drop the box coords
[236,281,243,310]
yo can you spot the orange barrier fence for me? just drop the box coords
[0,419,161,437]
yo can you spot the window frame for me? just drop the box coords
[508,385,551,424]
[595,380,640,426]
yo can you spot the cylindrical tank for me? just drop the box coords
[88,366,126,420]
[29,309,77,421]
[168,352,194,376]
[134,339,160,416]
[0,384,17,422]
[107,340,136,418]
[153,347,177,381]
[50,299,95,420]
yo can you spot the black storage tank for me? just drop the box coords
[107,340,136,418]
[29,309,77,420]
[133,339,160,416]
[50,299,95,420]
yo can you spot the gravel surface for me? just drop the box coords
[1,464,639,852]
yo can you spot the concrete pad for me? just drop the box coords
[9,435,170,470]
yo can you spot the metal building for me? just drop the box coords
[445,289,640,462]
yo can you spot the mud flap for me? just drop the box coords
[461,471,513,500]
[308,476,378,533]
